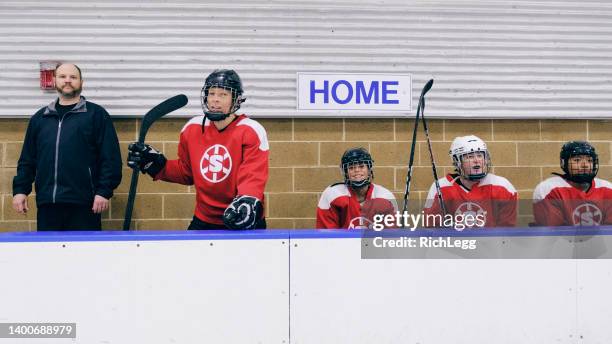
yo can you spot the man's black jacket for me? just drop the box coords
[13,97,122,206]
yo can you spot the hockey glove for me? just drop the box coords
[127,142,167,177]
[223,195,263,230]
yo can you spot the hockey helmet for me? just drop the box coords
[560,141,598,183]
[341,147,374,188]
[200,69,245,121]
[449,135,491,181]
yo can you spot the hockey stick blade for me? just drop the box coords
[139,94,188,143]
[123,94,188,231]
[420,79,434,98]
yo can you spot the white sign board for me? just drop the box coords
[297,73,412,111]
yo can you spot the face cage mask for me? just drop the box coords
[200,85,242,121]
[563,155,599,184]
[342,160,373,189]
[454,151,491,181]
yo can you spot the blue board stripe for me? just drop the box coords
[0,226,611,243]
[0,230,289,242]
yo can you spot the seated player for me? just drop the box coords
[533,141,611,226]
[316,148,398,229]
[423,135,517,228]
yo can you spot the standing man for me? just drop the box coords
[127,69,269,230]
[12,63,122,230]
[316,147,398,229]
[533,141,611,226]
[423,135,517,228]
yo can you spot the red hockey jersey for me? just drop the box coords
[423,174,518,227]
[316,183,398,229]
[532,175,612,226]
[155,115,269,225]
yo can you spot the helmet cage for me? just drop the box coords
[452,150,492,181]
[561,142,599,183]
[200,85,244,121]
[200,70,245,121]
[342,159,373,188]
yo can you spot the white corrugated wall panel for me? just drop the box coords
[1,0,611,118]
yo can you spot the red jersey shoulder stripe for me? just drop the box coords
[181,115,205,133]
[533,175,570,202]
[480,174,517,194]
[318,184,350,210]
[236,117,269,151]
[594,178,612,190]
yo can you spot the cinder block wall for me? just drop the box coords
[1,118,610,231]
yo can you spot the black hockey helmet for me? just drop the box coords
[341,147,374,188]
[560,141,599,183]
[200,69,245,121]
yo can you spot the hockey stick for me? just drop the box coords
[419,80,448,217]
[401,80,434,226]
[402,82,433,218]
[122,94,189,230]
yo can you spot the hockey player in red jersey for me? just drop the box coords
[128,69,268,229]
[423,135,517,228]
[533,141,611,226]
[316,148,398,229]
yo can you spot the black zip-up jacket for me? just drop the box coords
[13,97,122,206]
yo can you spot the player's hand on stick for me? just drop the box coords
[127,142,167,177]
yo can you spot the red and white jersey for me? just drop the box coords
[155,114,269,225]
[423,174,518,227]
[316,183,398,229]
[533,175,612,226]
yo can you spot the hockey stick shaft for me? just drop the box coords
[401,100,420,216]
[123,94,188,230]
[419,84,448,217]
[402,80,435,220]
[123,165,141,230]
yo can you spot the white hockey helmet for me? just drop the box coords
[449,135,491,180]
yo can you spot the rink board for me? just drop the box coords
[0,228,611,343]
